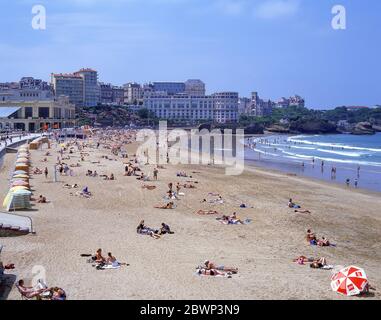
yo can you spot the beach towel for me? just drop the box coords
[97,264,121,270]
[321,265,334,270]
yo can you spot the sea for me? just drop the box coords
[245,133,381,193]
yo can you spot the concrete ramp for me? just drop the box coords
[0,212,32,234]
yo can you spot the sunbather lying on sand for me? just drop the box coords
[155,202,175,209]
[51,287,66,301]
[317,237,331,247]
[196,210,220,215]
[293,256,315,265]
[295,209,311,214]
[136,220,161,239]
[204,260,238,273]
[142,185,156,190]
[309,257,329,269]
[63,183,78,189]
[196,268,231,277]
[182,183,196,189]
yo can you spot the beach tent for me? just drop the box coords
[331,266,368,296]
[3,191,32,211]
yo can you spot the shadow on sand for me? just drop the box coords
[0,274,17,300]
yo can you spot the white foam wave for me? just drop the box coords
[287,136,381,152]
[316,149,363,157]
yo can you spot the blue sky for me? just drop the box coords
[0,0,380,108]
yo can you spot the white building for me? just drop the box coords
[212,92,239,123]
[51,73,84,107]
[144,93,214,122]
[144,91,239,123]
[74,68,100,107]
[52,68,101,108]
[123,82,143,104]
[185,79,206,96]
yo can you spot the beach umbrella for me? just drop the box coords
[331,266,368,296]
[11,181,29,187]
[13,170,28,175]
[12,174,29,179]
[18,153,29,157]
[16,160,29,164]
[10,186,29,192]
[15,166,29,172]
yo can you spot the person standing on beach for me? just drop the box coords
[346,178,350,187]
[44,167,48,179]
[153,167,158,181]
[354,179,359,188]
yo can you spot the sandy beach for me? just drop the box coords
[1,133,381,300]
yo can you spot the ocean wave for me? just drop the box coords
[316,149,363,157]
[279,151,381,167]
[287,137,381,152]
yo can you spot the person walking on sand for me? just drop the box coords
[44,167,48,179]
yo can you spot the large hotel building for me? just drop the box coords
[51,68,100,107]
[144,89,238,123]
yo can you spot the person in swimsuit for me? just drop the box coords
[94,249,106,264]
[16,279,50,299]
[204,260,238,273]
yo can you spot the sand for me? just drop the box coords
[1,136,381,300]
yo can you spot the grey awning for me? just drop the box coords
[0,107,21,118]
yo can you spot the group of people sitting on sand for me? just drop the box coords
[91,249,127,269]
[86,170,98,177]
[136,220,174,239]
[177,171,192,178]
[16,279,66,300]
[306,229,333,247]
[196,260,239,277]
[124,163,141,176]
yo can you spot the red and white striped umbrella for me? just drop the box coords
[331,266,368,296]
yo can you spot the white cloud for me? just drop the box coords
[215,0,247,16]
[255,0,300,19]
